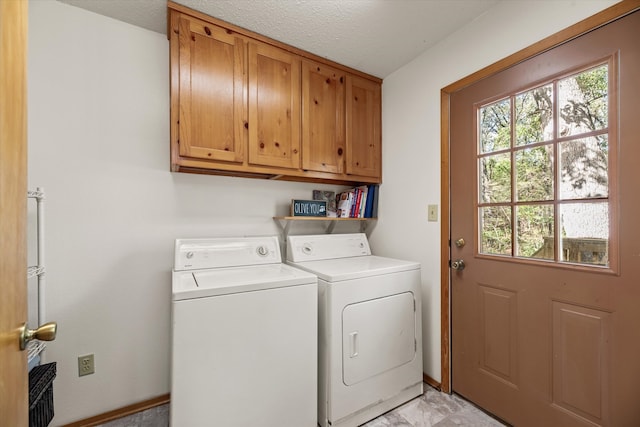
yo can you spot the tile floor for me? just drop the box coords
[97,384,506,427]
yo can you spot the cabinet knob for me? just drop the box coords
[337,148,343,156]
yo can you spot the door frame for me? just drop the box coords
[439,0,640,394]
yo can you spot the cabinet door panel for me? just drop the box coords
[346,76,381,178]
[249,42,301,169]
[179,16,246,162]
[302,61,346,174]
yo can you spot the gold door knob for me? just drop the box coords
[451,259,466,271]
[19,322,57,351]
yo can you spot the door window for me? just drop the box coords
[477,62,613,268]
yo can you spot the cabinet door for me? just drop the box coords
[301,61,346,174]
[178,15,246,163]
[346,76,382,179]
[248,42,301,169]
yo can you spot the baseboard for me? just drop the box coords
[62,375,439,425]
[61,394,170,427]
[423,373,441,391]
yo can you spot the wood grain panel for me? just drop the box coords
[301,61,345,174]
[552,301,610,425]
[346,75,381,179]
[478,286,518,386]
[0,0,29,423]
[178,16,245,162]
[248,42,301,169]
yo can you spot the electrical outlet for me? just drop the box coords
[78,354,95,377]
[428,204,438,222]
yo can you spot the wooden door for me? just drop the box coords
[301,61,345,174]
[0,0,29,424]
[345,75,381,179]
[248,42,301,169]
[177,14,246,163]
[451,11,640,426]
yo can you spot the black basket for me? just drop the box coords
[29,362,56,427]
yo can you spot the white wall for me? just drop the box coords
[27,1,351,424]
[372,0,618,382]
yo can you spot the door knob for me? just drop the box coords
[455,238,466,248]
[19,322,57,351]
[451,259,466,271]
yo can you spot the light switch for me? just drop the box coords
[428,205,438,222]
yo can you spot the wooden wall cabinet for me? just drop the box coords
[248,42,301,169]
[301,61,346,175]
[176,13,247,163]
[346,75,382,178]
[169,2,382,184]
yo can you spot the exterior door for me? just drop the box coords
[451,11,640,427]
[0,0,29,424]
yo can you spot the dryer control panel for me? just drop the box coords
[287,233,371,262]
[174,236,281,271]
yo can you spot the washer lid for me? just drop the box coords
[172,263,317,300]
[287,255,420,282]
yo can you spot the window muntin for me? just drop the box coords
[477,63,611,267]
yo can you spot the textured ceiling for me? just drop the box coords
[57,0,500,78]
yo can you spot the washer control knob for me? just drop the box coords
[186,251,194,259]
[256,246,269,257]
[302,244,313,254]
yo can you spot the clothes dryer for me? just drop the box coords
[286,233,423,427]
[171,236,318,427]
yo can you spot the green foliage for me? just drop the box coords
[479,65,609,258]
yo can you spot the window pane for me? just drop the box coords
[480,206,512,256]
[560,202,608,266]
[559,136,608,199]
[515,84,553,146]
[516,145,554,201]
[558,65,608,138]
[516,204,554,260]
[479,98,510,153]
[479,153,511,203]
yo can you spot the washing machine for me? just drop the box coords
[171,236,318,427]
[286,233,423,427]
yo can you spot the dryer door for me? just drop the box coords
[342,292,416,385]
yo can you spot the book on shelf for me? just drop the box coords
[350,188,360,218]
[335,184,379,218]
[363,184,375,218]
[357,185,368,218]
[370,184,379,218]
[336,191,354,218]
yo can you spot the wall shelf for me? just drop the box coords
[273,216,377,239]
